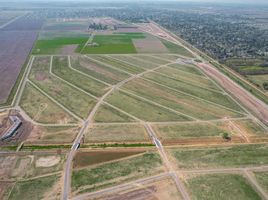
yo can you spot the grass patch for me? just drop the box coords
[26,125,79,144]
[20,83,77,124]
[85,143,155,148]
[132,55,169,65]
[29,56,97,119]
[161,39,194,58]
[72,152,163,193]
[106,90,190,122]
[247,74,268,91]
[93,104,136,123]
[90,55,145,74]
[33,37,88,54]
[85,124,151,143]
[254,172,268,193]
[110,55,157,69]
[9,175,59,200]
[185,174,261,200]
[82,33,145,54]
[170,144,268,169]
[122,78,244,120]
[52,56,108,97]
[143,72,243,112]
[152,122,230,140]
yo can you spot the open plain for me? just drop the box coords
[0,7,268,200]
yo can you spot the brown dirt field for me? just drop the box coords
[0,156,17,180]
[133,38,169,53]
[91,177,182,200]
[35,156,61,167]
[197,62,268,125]
[0,182,14,199]
[73,149,146,169]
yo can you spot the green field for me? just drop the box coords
[71,152,163,194]
[254,172,268,193]
[29,56,97,119]
[168,63,206,76]
[71,56,129,84]
[33,37,88,54]
[85,124,151,143]
[20,83,77,124]
[169,144,268,169]
[52,56,109,97]
[132,55,169,65]
[122,78,244,120]
[247,74,268,91]
[143,72,242,112]
[81,33,145,54]
[185,174,261,200]
[93,104,137,122]
[110,55,158,69]
[106,90,190,122]
[152,122,230,140]
[8,175,60,200]
[89,55,145,74]
[161,39,194,58]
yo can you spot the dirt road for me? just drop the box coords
[197,63,268,125]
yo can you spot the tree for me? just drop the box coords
[222,132,231,141]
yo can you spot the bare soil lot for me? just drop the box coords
[73,149,146,169]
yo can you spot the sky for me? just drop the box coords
[1,0,268,5]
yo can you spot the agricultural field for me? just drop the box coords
[85,124,151,144]
[73,149,146,169]
[71,152,163,195]
[247,74,268,92]
[25,125,80,144]
[184,173,262,200]
[7,175,61,200]
[254,172,268,193]
[168,144,268,169]
[1,14,268,200]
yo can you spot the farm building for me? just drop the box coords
[0,116,22,140]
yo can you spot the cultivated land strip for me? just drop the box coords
[68,56,112,86]
[140,76,246,116]
[119,88,198,121]
[49,56,99,100]
[27,80,83,122]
